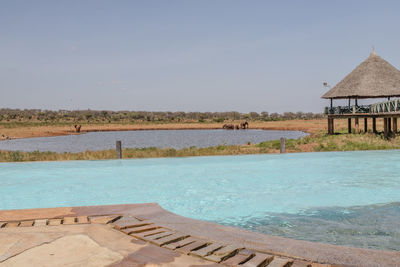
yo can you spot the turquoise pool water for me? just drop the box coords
[1,150,400,250]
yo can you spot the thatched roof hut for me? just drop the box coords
[322,51,400,99]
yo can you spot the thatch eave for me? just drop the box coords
[322,51,400,100]
[322,94,400,100]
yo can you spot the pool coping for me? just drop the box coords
[1,203,399,267]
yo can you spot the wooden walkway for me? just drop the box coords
[0,214,334,267]
[1,203,399,267]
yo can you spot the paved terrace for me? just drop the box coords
[0,204,399,267]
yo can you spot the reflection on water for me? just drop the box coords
[0,129,307,153]
[216,202,400,251]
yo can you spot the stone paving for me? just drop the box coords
[1,203,399,267]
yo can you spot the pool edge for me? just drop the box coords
[0,203,399,267]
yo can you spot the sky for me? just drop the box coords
[1,1,400,113]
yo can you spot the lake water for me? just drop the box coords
[0,129,307,153]
[1,150,400,251]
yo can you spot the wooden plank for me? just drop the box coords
[176,239,210,254]
[133,228,167,238]
[190,242,224,258]
[204,245,242,263]
[62,217,76,225]
[5,221,20,228]
[241,253,274,267]
[221,249,254,266]
[48,218,63,226]
[19,220,34,227]
[268,257,295,267]
[151,232,190,246]
[89,215,120,224]
[76,216,89,224]
[112,216,147,230]
[34,219,47,227]
[222,254,252,266]
[291,260,312,267]
[164,236,198,250]
[140,230,175,241]
[121,224,160,235]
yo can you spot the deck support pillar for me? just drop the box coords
[327,118,330,134]
[364,118,368,133]
[388,118,392,133]
[327,118,334,135]
[348,118,352,133]
[384,118,389,138]
[373,118,377,133]
[355,117,359,133]
[393,117,398,134]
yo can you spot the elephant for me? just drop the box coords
[240,121,249,129]
[222,124,234,130]
[74,124,82,133]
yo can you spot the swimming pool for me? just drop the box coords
[1,150,399,251]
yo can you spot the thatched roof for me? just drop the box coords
[322,51,400,99]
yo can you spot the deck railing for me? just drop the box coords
[325,105,370,115]
[370,99,400,113]
[325,99,400,115]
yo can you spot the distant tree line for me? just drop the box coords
[0,109,325,123]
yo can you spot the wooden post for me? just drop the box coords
[364,118,368,133]
[373,118,377,133]
[384,118,388,138]
[388,118,392,133]
[327,118,330,134]
[116,140,122,159]
[280,138,286,153]
[355,117,359,133]
[393,117,398,134]
[328,118,334,135]
[348,118,352,133]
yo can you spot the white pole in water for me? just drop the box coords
[280,138,286,153]
[116,140,122,159]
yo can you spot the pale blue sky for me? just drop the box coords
[1,1,400,113]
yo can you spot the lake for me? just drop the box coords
[0,129,307,153]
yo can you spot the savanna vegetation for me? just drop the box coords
[0,108,324,125]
